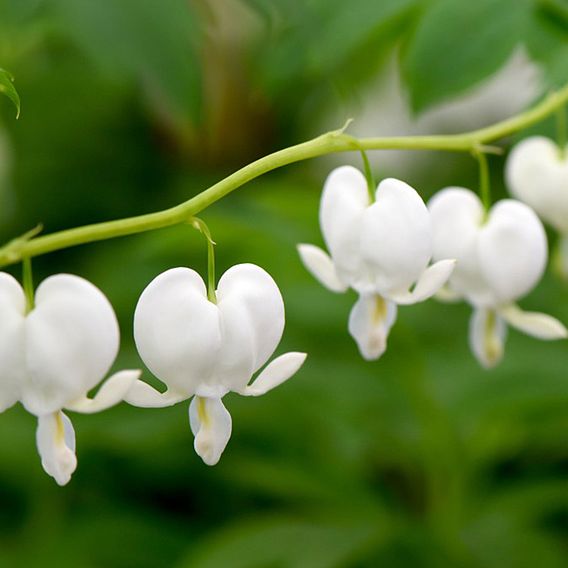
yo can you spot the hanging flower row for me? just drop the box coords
[0,134,565,486]
[299,136,568,367]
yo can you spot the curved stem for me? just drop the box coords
[1,84,568,267]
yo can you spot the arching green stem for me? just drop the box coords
[1,85,568,267]
[191,217,217,303]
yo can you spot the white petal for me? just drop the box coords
[499,303,568,340]
[134,268,221,397]
[386,259,456,305]
[216,264,285,392]
[348,294,397,360]
[360,178,432,296]
[506,136,568,233]
[478,200,547,304]
[23,275,120,416]
[189,396,232,466]
[428,187,484,261]
[319,166,369,283]
[36,411,77,486]
[0,273,26,412]
[242,352,307,396]
[65,369,141,414]
[428,187,494,306]
[123,379,188,408]
[297,244,348,293]
[469,308,507,369]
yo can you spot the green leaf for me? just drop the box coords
[401,0,533,114]
[526,2,568,88]
[53,0,202,123]
[181,513,388,568]
[256,0,418,103]
[0,67,20,118]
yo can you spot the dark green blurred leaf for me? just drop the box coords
[0,67,20,117]
[255,0,418,116]
[182,513,388,568]
[402,0,533,113]
[53,0,202,122]
[526,0,568,87]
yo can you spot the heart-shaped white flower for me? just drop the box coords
[506,136,568,276]
[506,136,568,233]
[429,187,567,367]
[298,166,455,360]
[127,263,306,466]
[0,273,140,485]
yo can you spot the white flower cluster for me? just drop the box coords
[0,135,564,486]
[299,138,567,367]
[0,265,305,484]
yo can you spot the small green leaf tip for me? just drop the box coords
[0,68,21,118]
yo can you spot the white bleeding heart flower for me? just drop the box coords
[298,165,455,360]
[0,272,140,485]
[505,136,568,276]
[126,263,306,466]
[428,187,567,368]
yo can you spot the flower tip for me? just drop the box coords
[194,438,223,466]
[556,325,568,339]
[359,342,386,361]
[51,454,77,486]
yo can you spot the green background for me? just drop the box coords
[0,0,567,566]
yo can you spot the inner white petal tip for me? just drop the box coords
[194,439,223,466]
[348,295,397,361]
[36,412,78,486]
[469,309,506,370]
[189,397,232,467]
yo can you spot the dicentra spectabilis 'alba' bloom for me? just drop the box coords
[298,166,455,360]
[0,273,140,485]
[505,136,568,275]
[126,263,306,466]
[428,187,567,368]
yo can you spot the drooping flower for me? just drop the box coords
[428,187,567,368]
[0,272,140,485]
[126,263,306,466]
[297,165,455,360]
[505,136,568,276]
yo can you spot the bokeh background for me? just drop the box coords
[0,1,567,566]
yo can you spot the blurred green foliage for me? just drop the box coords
[0,67,19,117]
[0,0,567,567]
